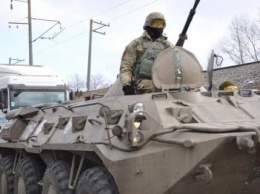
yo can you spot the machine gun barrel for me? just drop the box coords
[175,0,200,47]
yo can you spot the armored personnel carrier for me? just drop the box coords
[1,2,260,194]
[0,45,260,194]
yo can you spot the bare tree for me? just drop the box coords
[68,73,85,92]
[69,73,111,91]
[89,74,111,90]
[219,14,260,64]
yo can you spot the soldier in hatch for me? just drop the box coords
[120,12,173,95]
[219,81,238,91]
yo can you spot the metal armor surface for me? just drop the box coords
[0,46,260,194]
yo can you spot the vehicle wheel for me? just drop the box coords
[14,157,45,194]
[42,161,73,194]
[76,166,119,194]
[0,155,15,194]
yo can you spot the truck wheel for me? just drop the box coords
[14,157,44,194]
[76,166,119,194]
[0,155,15,194]
[42,161,73,194]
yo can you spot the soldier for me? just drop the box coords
[120,12,173,95]
[219,81,238,90]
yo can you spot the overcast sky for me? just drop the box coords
[0,0,259,83]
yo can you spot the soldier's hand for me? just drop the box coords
[123,85,135,95]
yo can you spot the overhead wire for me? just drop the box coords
[35,31,87,55]
[64,0,132,30]
[108,0,160,22]
[34,0,133,55]
[15,0,164,58]
[34,0,162,55]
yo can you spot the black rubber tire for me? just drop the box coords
[76,166,119,194]
[14,157,45,194]
[42,161,73,194]
[0,155,15,194]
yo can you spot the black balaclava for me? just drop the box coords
[145,26,163,41]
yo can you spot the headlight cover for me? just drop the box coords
[128,102,145,113]
[132,131,144,144]
[126,111,148,147]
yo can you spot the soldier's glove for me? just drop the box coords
[123,85,135,95]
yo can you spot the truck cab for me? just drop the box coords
[0,64,69,129]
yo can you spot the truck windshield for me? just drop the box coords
[10,90,65,110]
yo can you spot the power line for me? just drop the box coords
[109,0,160,22]
[34,0,163,55]
[34,31,87,55]
[92,0,132,19]
[20,0,133,55]
[64,0,131,30]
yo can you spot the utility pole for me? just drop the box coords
[87,19,109,91]
[9,0,33,65]
[27,0,33,65]
[9,0,63,66]
[9,58,24,65]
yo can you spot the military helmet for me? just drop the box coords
[219,81,238,90]
[143,12,166,29]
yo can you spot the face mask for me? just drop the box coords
[146,26,164,39]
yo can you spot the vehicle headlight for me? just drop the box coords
[134,121,141,129]
[132,131,144,144]
[126,111,148,147]
[128,102,145,113]
[133,102,144,112]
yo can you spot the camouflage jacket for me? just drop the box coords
[120,31,173,86]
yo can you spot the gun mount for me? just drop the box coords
[176,0,200,47]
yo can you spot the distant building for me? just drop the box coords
[204,61,260,90]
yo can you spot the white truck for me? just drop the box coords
[0,64,69,129]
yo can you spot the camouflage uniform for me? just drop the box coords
[120,31,173,94]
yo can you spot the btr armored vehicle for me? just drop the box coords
[0,45,260,194]
[1,0,260,193]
